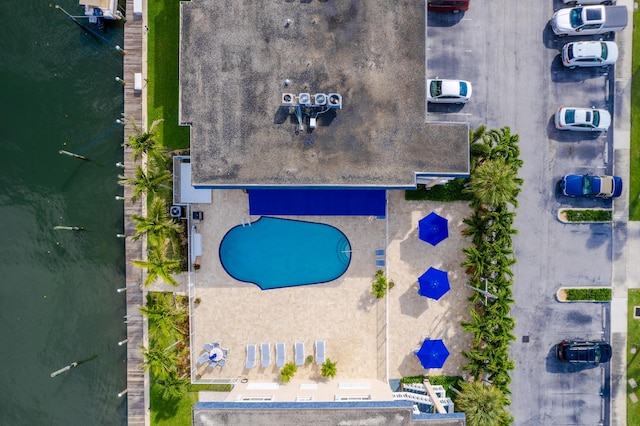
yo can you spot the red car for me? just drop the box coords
[427,0,470,13]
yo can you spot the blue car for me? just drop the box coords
[561,174,622,198]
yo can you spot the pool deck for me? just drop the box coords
[189,190,474,384]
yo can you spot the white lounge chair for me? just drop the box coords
[295,342,305,366]
[245,344,257,369]
[197,353,210,365]
[315,340,326,365]
[276,342,286,367]
[261,343,271,368]
[203,343,214,352]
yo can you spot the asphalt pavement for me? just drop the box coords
[427,1,635,424]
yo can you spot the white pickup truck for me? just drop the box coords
[551,5,627,37]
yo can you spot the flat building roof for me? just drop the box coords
[180,0,469,188]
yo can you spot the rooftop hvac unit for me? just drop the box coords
[282,93,295,106]
[328,93,342,109]
[299,93,311,106]
[314,93,327,106]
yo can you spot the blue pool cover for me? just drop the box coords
[248,189,386,216]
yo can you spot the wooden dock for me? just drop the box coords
[121,0,147,425]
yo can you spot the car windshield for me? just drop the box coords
[592,111,600,127]
[567,44,575,60]
[459,82,468,97]
[583,176,594,195]
[430,80,442,97]
[601,42,607,60]
[565,109,576,124]
[570,8,584,28]
[593,345,601,362]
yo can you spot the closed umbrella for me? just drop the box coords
[418,267,450,301]
[418,212,448,246]
[415,339,450,369]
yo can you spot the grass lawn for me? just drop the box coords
[628,290,640,425]
[629,10,640,220]
[147,0,190,151]
[147,293,231,425]
[151,379,231,426]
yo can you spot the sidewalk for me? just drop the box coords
[610,1,634,424]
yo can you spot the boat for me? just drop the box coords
[80,0,122,30]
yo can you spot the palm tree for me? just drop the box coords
[140,293,187,341]
[485,127,523,169]
[118,163,171,204]
[142,345,177,380]
[321,358,338,379]
[461,245,491,280]
[133,240,182,286]
[462,348,490,379]
[456,380,514,426]
[157,372,188,401]
[461,308,491,346]
[127,118,166,163]
[465,157,522,209]
[131,198,182,242]
[462,211,489,246]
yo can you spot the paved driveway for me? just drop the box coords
[427,1,613,424]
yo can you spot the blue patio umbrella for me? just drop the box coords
[418,212,448,246]
[415,339,450,369]
[418,267,450,301]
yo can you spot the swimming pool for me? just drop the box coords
[219,217,351,290]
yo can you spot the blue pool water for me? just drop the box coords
[219,217,351,289]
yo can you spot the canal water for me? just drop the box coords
[0,1,126,424]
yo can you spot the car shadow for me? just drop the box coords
[545,344,601,373]
[546,115,606,142]
[427,103,466,114]
[542,22,560,50]
[550,55,612,83]
[427,11,465,27]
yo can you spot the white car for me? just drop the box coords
[562,0,614,5]
[427,78,472,104]
[554,107,611,131]
[562,41,618,68]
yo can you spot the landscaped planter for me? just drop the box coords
[556,286,612,303]
[557,208,612,224]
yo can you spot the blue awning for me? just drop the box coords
[248,189,386,216]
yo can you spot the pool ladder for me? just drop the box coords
[240,218,252,227]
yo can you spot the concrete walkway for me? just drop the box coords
[610,1,635,424]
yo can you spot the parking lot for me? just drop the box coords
[426,1,616,424]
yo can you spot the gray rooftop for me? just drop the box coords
[193,402,466,426]
[180,0,469,188]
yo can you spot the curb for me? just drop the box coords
[556,286,612,303]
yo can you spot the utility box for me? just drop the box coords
[134,73,142,94]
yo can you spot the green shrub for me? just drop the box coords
[371,269,395,299]
[565,288,611,301]
[565,209,612,222]
[321,358,337,379]
[405,178,472,201]
[280,362,297,382]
